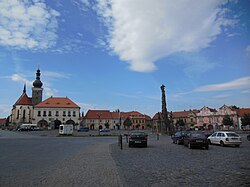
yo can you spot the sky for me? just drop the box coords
[0,0,250,118]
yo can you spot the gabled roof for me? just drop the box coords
[237,108,250,117]
[14,92,33,106]
[0,118,6,124]
[85,110,113,119]
[35,97,80,108]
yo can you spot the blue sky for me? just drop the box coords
[0,0,250,118]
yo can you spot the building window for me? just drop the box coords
[56,111,59,117]
[48,111,52,116]
[43,111,46,117]
[38,111,41,117]
[63,111,66,117]
[73,111,76,117]
[68,111,71,117]
[17,110,20,119]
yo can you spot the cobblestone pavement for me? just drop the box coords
[0,130,122,187]
[110,133,250,187]
[1,130,249,187]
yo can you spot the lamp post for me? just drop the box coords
[97,112,102,135]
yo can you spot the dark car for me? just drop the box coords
[171,131,187,144]
[184,131,209,149]
[203,131,214,138]
[128,131,148,147]
[77,127,89,132]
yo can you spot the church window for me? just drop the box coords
[23,110,26,119]
[38,111,41,117]
[17,110,20,119]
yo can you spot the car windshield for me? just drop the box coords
[191,133,205,138]
[226,133,239,137]
[130,132,146,136]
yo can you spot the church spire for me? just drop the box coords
[33,68,43,88]
[23,83,26,93]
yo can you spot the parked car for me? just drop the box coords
[171,131,187,144]
[203,131,214,138]
[99,128,110,132]
[207,131,242,147]
[128,131,148,147]
[77,126,89,132]
[247,134,250,141]
[184,131,209,149]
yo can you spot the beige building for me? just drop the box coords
[33,97,80,129]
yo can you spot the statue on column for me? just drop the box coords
[161,84,171,135]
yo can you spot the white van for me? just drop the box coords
[59,124,73,135]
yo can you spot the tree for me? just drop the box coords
[104,122,110,129]
[230,105,240,110]
[222,115,233,126]
[241,113,250,126]
[146,121,152,129]
[123,117,132,129]
[176,119,185,127]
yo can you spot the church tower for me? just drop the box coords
[32,68,43,106]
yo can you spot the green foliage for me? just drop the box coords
[241,113,250,126]
[123,117,132,129]
[222,115,234,126]
[176,119,185,126]
[104,122,110,128]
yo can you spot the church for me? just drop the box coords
[9,69,80,129]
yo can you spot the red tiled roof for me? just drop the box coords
[85,110,113,119]
[35,97,80,108]
[237,108,250,117]
[15,92,33,106]
[0,118,6,124]
[85,110,149,120]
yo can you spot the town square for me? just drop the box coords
[0,1,250,187]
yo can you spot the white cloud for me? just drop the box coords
[95,0,236,72]
[44,87,58,97]
[246,45,250,55]
[11,74,32,86]
[194,76,250,92]
[214,94,231,99]
[43,71,71,79]
[0,0,60,50]
[241,90,250,94]
[10,73,58,97]
[0,104,11,117]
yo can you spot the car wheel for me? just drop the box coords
[188,143,192,149]
[235,145,240,147]
[220,141,224,147]
[177,140,180,145]
[208,140,211,145]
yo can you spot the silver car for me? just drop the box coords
[207,131,242,147]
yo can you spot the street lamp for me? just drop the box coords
[97,112,102,135]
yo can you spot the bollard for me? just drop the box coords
[120,134,123,150]
[157,133,159,140]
